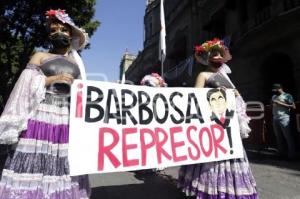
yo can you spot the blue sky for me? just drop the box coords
[81,0,146,82]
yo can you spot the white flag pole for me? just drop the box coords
[159,0,166,77]
[121,70,126,84]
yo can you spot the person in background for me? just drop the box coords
[271,83,296,159]
[140,73,167,88]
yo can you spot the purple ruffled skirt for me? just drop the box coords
[0,93,90,199]
[178,150,258,199]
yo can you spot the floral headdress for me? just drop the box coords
[194,38,232,65]
[140,73,167,87]
[45,9,89,50]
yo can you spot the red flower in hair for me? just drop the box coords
[45,9,65,18]
[207,41,213,46]
[206,38,219,46]
[195,45,205,54]
[194,38,231,65]
[212,38,220,43]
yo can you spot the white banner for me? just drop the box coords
[68,80,243,176]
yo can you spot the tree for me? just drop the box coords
[0,0,100,111]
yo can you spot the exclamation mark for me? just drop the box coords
[76,83,84,118]
[226,127,233,154]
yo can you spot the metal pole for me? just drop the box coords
[161,52,164,77]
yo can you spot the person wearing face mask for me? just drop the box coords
[271,83,296,159]
[178,38,258,199]
[0,9,90,199]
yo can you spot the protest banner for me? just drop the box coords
[68,80,243,176]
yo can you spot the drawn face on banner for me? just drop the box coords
[69,81,245,175]
[207,89,227,115]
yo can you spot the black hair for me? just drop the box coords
[207,88,226,102]
[45,18,72,34]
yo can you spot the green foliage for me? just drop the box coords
[0,0,100,111]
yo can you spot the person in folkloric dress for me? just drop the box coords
[0,9,91,199]
[178,38,259,199]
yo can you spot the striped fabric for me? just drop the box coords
[0,93,90,199]
[178,151,258,199]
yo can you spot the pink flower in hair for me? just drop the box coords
[45,9,65,18]
[140,73,167,87]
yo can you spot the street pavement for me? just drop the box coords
[1,147,300,199]
[89,169,184,199]
[250,157,300,199]
[89,155,300,199]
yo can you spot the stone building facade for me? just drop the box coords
[119,50,136,81]
[125,0,300,103]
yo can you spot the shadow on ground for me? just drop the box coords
[246,149,300,171]
[91,171,185,199]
